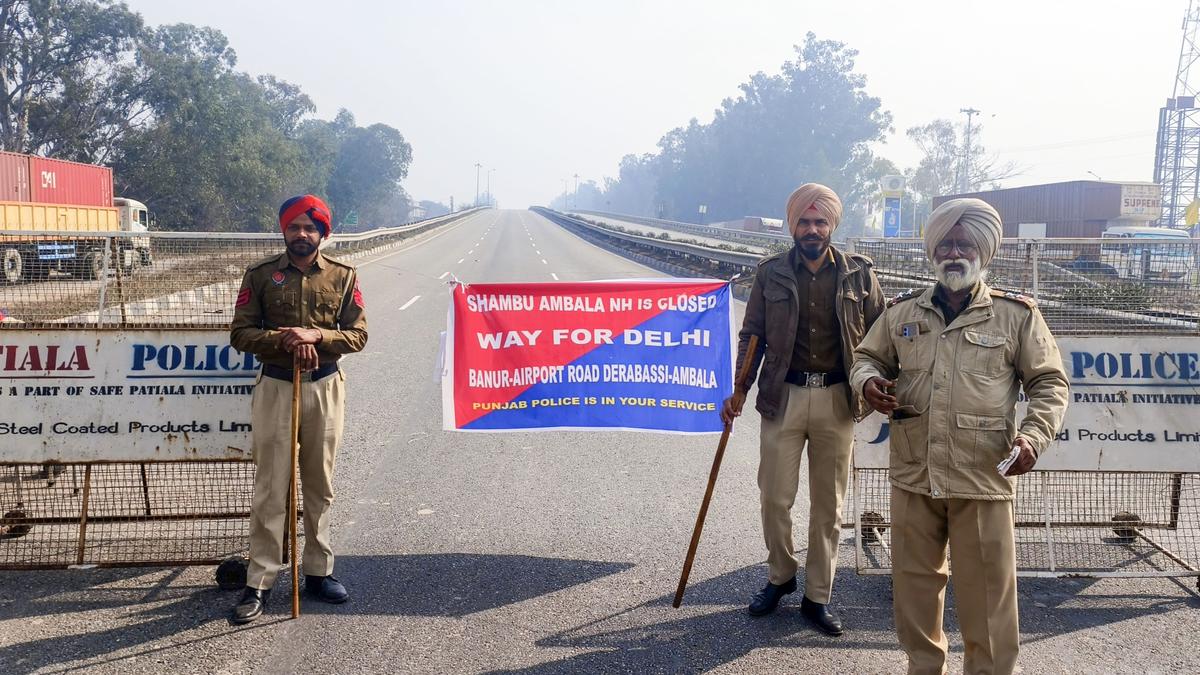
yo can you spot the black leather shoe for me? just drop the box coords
[305,575,349,604]
[232,587,270,624]
[801,596,844,636]
[747,576,797,616]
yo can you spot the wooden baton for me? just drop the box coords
[673,334,759,608]
[290,361,302,619]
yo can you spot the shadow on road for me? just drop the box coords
[299,552,634,617]
[0,552,632,672]
[485,563,1200,674]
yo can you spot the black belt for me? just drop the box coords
[784,370,846,388]
[261,362,339,382]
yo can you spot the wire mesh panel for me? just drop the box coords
[850,235,1199,583]
[0,214,482,569]
[0,461,309,569]
[854,468,1200,579]
[0,212,477,328]
[851,237,1200,335]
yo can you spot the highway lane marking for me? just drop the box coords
[457,258,465,264]
[399,296,421,311]
[359,212,489,268]
[438,271,449,280]
[541,258,548,265]
[551,273,559,280]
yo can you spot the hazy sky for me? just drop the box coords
[128,0,1184,211]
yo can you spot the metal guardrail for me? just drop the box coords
[0,209,491,570]
[535,208,763,270]
[0,208,486,327]
[572,209,791,248]
[850,237,1200,335]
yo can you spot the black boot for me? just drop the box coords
[800,596,844,636]
[232,587,270,624]
[305,575,349,604]
[747,576,797,616]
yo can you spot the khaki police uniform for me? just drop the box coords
[738,246,884,601]
[230,251,367,590]
[850,282,1068,675]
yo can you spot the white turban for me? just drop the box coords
[785,183,842,235]
[924,198,1003,268]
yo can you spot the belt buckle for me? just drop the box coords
[805,372,825,388]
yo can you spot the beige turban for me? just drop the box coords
[785,183,842,235]
[924,198,1003,268]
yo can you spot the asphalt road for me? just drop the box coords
[1,209,1198,674]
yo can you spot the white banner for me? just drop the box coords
[854,336,1200,472]
[0,329,256,461]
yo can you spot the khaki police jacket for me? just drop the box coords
[737,246,885,421]
[849,282,1069,500]
[230,251,368,369]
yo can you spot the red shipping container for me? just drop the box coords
[28,155,113,207]
[0,151,31,202]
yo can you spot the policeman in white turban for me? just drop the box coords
[850,198,1069,674]
[723,183,885,634]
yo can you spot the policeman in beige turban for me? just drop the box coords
[850,198,1069,674]
[722,183,885,635]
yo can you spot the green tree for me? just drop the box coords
[600,33,892,230]
[905,118,1019,230]
[323,110,413,228]
[0,0,143,158]
[113,24,304,231]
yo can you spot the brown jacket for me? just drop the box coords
[849,283,1069,500]
[736,246,885,420]
[230,251,368,368]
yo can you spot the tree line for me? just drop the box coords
[0,0,414,232]
[551,33,1013,237]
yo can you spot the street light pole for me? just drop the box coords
[958,107,980,193]
[475,162,482,206]
[573,173,579,210]
[487,168,495,206]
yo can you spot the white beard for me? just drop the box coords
[935,257,985,292]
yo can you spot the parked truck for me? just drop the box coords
[0,151,152,284]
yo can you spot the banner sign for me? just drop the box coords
[0,329,256,462]
[854,336,1200,472]
[442,279,735,433]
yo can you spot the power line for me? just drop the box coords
[994,131,1156,154]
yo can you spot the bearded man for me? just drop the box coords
[850,198,1069,674]
[722,183,885,635]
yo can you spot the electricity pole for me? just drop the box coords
[474,162,482,206]
[958,108,980,193]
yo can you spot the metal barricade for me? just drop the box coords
[0,211,480,571]
[848,236,1200,586]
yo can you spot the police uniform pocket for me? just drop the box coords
[888,415,922,465]
[763,286,791,323]
[954,412,1008,467]
[961,331,1006,375]
[315,290,341,326]
[264,290,296,323]
[895,323,934,372]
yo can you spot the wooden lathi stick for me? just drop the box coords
[673,334,759,608]
[290,361,302,619]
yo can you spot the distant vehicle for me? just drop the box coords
[0,151,153,284]
[712,216,785,233]
[1099,225,1193,283]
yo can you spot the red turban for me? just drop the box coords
[279,194,332,238]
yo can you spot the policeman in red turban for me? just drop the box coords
[229,195,368,623]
